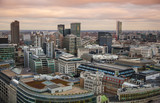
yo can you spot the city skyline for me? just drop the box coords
[0,0,160,30]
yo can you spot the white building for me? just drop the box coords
[24,46,45,68]
[92,54,118,63]
[80,71,104,95]
[58,53,84,74]
[46,41,55,58]
[78,44,106,58]
[130,46,158,58]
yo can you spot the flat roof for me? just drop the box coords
[117,59,153,64]
[25,79,70,89]
[1,69,16,77]
[26,80,46,89]
[83,63,132,71]
[140,70,159,76]
[53,86,88,95]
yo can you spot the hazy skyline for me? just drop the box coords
[0,0,160,30]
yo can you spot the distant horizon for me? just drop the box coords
[0,0,160,30]
[0,29,160,32]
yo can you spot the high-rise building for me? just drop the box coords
[71,23,81,37]
[58,24,65,36]
[65,29,71,36]
[99,35,112,53]
[98,32,111,42]
[116,21,122,40]
[63,34,81,55]
[46,41,55,59]
[11,20,20,44]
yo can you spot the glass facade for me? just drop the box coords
[17,83,96,103]
[119,88,160,101]
[0,47,15,61]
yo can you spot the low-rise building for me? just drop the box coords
[103,75,126,95]
[77,63,135,78]
[80,71,104,95]
[17,75,96,103]
[29,55,54,74]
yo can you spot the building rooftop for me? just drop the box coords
[140,70,159,76]
[53,86,88,95]
[24,78,71,89]
[1,69,16,77]
[83,63,132,71]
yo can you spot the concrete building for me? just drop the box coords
[130,46,158,58]
[109,84,160,103]
[53,32,64,49]
[64,29,71,36]
[58,53,84,75]
[99,35,112,53]
[17,74,96,103]
[46,41,55,59]
[31,33,42,47]
[116,21,122,40]
[0,44,15,62]
[80,71,104,95]
[92,54,118,63]
[77,63,135,78]
[71,23,81,37]
[103,75,126,94]
[63,34,81,55]
[0,69,17,103]
[131,70,160,83]
[29,54,55,74]
[11,20,20,44]
[58,24,65,36]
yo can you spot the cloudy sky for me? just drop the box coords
[0,0,160,30]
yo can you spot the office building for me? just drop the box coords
[98,32,111,42]
[46,41,55,59]
[115,58,154,70]
[0,69,17,103]
[58,24,65,36]
[92,54,118,63]
[77,63,135,77]
[131,70,160,83]
[63,34,81,55]
[103,75,125,94]
[11,20,20,44]
[0,44,15,62]
[0,37,8,44]
[130,46,157,58]
[57,53,84,75]
[116,21,122,40]
[29,54,55,74]
[111,84,160,103]
[17,75,96,103]
[80,71,104,95]
[53,32,64,48]
[99,35,112,53]
[71,23,81,37]
[31,33,42,47]
[65,29,71,36]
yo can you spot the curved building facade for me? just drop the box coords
[17,78,96,103]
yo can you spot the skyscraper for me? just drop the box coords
[116,21,122,40]
[11,20,20,44]
[71,23,81,37]
[58,24,65,36]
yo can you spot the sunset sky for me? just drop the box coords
[0,0,160,30]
